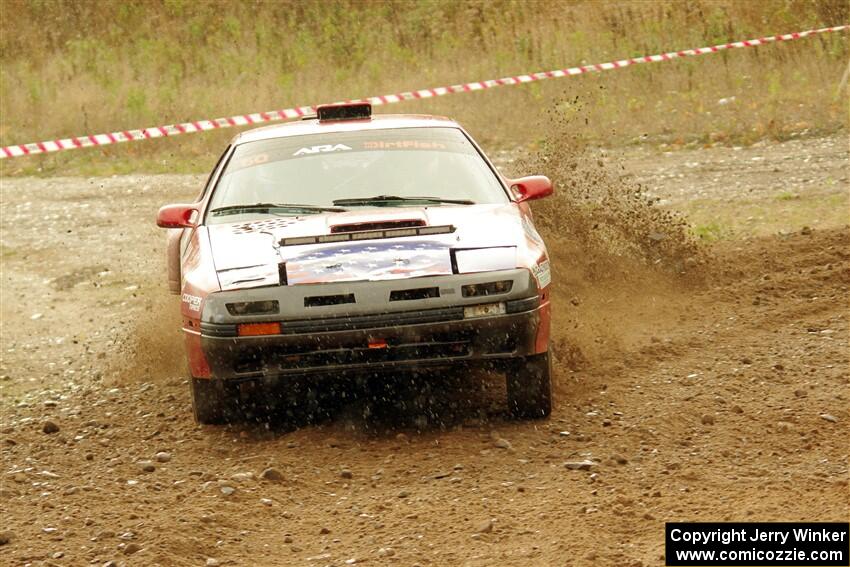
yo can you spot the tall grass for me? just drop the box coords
[0,0,847,175]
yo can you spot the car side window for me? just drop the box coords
[195,145,231,202]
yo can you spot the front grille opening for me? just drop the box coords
[304,293,355,307]
[389,287,440,301]
[330,219,425,234]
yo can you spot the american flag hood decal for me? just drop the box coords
[283,239,454,285]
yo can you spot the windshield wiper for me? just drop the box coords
[332,195,475,206]
[210,203,347,216]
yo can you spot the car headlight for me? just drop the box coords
[453,247,516,274]
[461,280,513,297]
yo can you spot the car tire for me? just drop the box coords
[506,352,552,419]
[190,378,238,424]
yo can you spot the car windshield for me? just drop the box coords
[206,127,508,222]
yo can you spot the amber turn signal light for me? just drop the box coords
[237,322,281,336]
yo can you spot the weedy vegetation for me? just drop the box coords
[0,0,846,176]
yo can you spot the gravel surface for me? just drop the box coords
[1,135,847,566]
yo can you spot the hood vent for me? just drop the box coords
[279,224,455,247]
[330,219,426,234]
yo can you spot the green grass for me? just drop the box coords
[0,0,847,176]
[775,191,801,201]
[693,222,729,241]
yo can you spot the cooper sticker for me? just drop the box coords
[532,259,551,288]
[182,293,202,312]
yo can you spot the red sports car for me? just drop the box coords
[158,103,554,423]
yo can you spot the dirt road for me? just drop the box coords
[1,136,848,566]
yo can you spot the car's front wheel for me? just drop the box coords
[190,378,240,424]
[506,352,552,419]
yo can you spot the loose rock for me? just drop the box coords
[475,518,494,534]
[261,468,284,482]
[564,460,595,471]
[42,421,60,434]
[154,451,172,463]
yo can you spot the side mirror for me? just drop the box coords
[157,204,198,228]
[510,175,553,203]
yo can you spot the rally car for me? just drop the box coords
[157,103,554,423]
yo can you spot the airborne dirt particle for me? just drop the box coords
[516,101,704,275]
[502,100,709,380]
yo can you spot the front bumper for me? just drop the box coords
[199,297,544,381]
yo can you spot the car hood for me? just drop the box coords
[206,204,538,290]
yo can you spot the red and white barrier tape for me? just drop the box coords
[1,24,846,159]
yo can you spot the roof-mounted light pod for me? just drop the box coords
[316,102,372,122]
